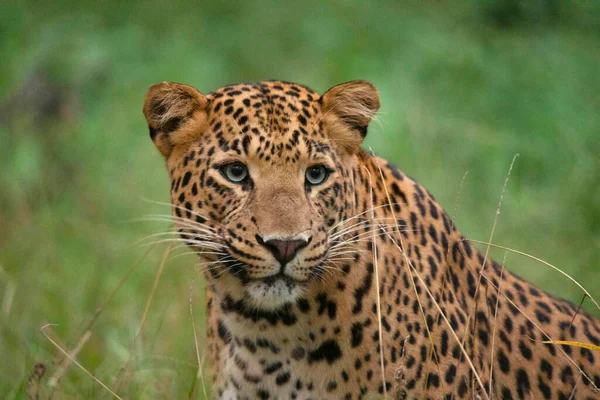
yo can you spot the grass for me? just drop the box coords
[1,1,599,398]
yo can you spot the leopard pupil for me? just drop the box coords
[231,165,244,177]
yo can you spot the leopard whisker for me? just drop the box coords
[330,225,395,244]
[141,238,226,251]
[329,222,397,241]
[330,232,392,249]
[327,252,363,260]
[326,257,356,264]
[169,251,234,262]
[329,217,400,237]
[213,262,245,278]
[328,204,408,233]
[136,215,220,236]
[136,231,222,245]
[140,198,215,227]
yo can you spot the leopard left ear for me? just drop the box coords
[320,80,380,154]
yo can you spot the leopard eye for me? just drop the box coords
[305,165,329,186]
[221,162,249,183]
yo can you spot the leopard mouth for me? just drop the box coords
[249,269,300,285]
[216,253,304,286]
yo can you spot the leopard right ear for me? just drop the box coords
[320,80,380,154]
[143,82,208,158]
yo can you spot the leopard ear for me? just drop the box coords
[143,82,208,158]
[320,80,380,154]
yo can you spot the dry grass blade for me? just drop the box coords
[466,240,600,313]
[568,294,590,333]
[48,330,91,389]
[488,251,506,397]
[0,263,17,317]
[569,376,582,400]
[47,244,158,394]
[451,170,469,229]
[539,340,600,351]
[477,272,599,392]
[369,153,452,397]
[188,265,208,400]
[462,154,518,354]
[362,166,387,399]
[40,324,124,400]
[381,229,490,399]
[115,243,172,393]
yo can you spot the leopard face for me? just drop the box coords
[143,80,379,309]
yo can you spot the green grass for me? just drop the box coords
[1,1,599,398]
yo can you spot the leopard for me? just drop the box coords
[142,79,600,399]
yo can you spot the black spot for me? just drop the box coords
[429,201,439,219]
[378,381,392,393]
[307,340,342,364]
[351,323,363,347]
[257,389,270,399]
[243,338,257,353]
[298,298,310,312]
[445,364,456,384]
[498,348,510,373]
[501,386,514,400]
[466,271,476,297]
[326,381,337,392]
[537,375,551,398]
[560,366,574,385]
[264,361,283,374]
[457,379,468,397]
[276,371,291,385]
[341,370,349,382]
[516,369,530,399]
[428,256,438,279]
[291,346,305,360]
[440,330,449,356]
[217,320,231,343]
[352,263,373,314]
[519,340,532,360]
[535,310,550,324]
[316,292,337,319]
[182,171,192,187]
[478,328,489,346]
[426,373,440,388]
[242,135,251,154]
[354,358,362,370]
[540,359,553,380]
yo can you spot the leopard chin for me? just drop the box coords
[244,277,304,310]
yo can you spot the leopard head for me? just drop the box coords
[143,80,379,309]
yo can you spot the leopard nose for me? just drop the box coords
[257,236,311,265]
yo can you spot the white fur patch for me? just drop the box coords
[245,278,302,310]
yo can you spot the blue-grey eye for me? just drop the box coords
[305,165,329,186]
[221,162,248,183]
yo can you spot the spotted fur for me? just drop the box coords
[143,80,600,399]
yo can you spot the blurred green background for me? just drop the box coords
[1,1,599,398]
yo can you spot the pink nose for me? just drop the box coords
[261,237,310,265]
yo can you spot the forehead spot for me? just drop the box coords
[203,81,332,164]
